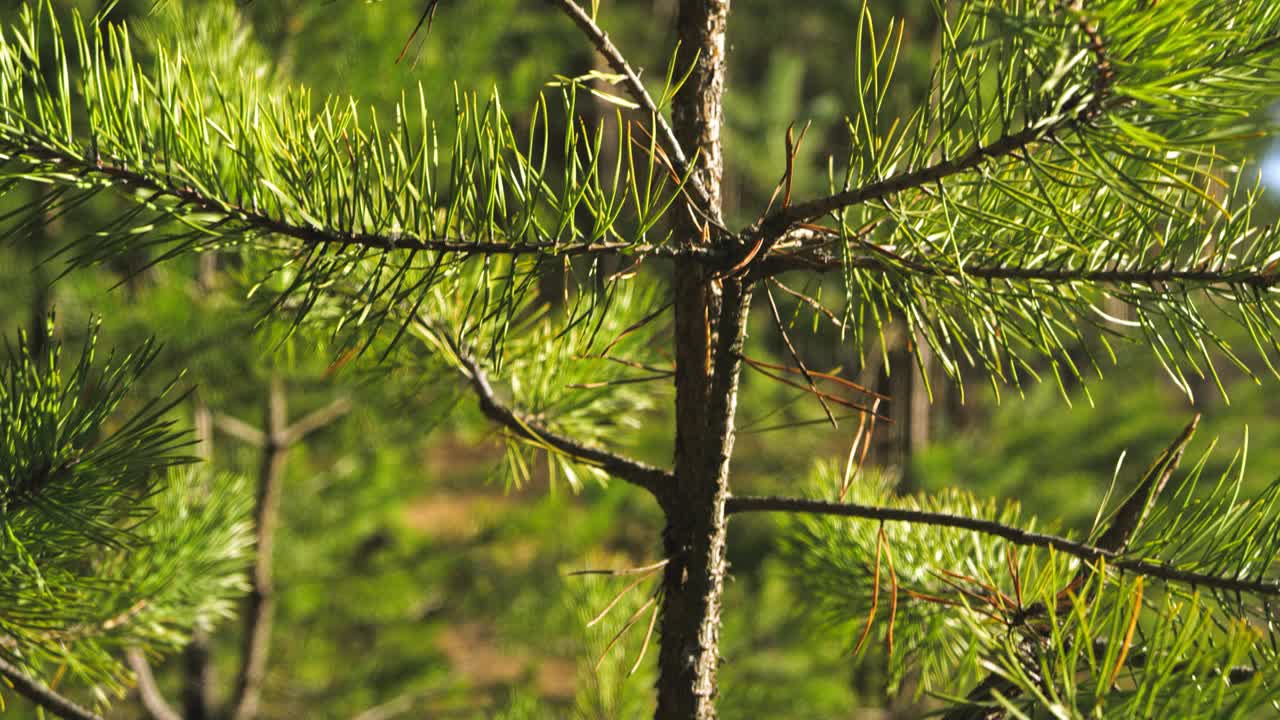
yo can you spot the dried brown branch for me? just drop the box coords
[742,357,891,419]
[764,286,836,426]
[743,355,889,401]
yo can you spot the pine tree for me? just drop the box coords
[5,0,1280,718]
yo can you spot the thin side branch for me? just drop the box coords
[741,114,1086,268]
[440,330,674,498]
[0,655,104,720]
[725,495,1280,597]
[545,0,713,214]
[764,286,836,426]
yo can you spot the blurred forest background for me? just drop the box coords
[3,0,1280,717]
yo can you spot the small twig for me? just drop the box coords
[769,278,845,331]
[931,569,1007,615]
[742,357,890,419]
[230,378,286,720]
[281,397,353,446]
[741,412,865,436]
[596,300,673,357]
[220,386,349,720]
[589,354,675,376]
[936,568,1007,607]
[745,355,889,401]
[213,413,265,447]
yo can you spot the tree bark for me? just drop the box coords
[658,2,739,718]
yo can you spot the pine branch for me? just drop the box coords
[750,0,1119,239]
[0,5,723,295]
[726,495,1280,597]
[213,413,265,447]
[768,116,1080,231]
[5,144,696,264]
[438,327,674,498]
[943,417,1200,720]
[0,655,104,720]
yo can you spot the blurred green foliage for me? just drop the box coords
[2,0,1280,717]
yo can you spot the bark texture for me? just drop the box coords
[658,2,740,718]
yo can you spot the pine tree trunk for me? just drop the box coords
[657,2,740,718]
